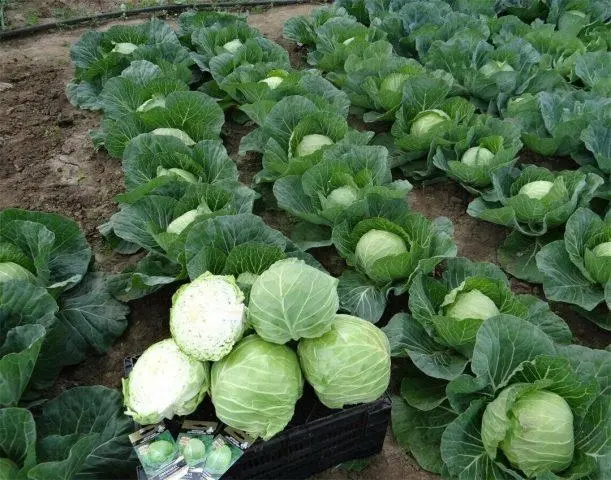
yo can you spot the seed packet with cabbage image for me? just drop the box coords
[202,427,254,479]
[129,423,188,479]
[177,420,219,479]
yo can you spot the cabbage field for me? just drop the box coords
[0,0,610,479]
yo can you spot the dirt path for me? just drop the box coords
[0,5,607,480]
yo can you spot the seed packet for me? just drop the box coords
[201,426,255,479]
[176,420,219,479]
[129,423,188,480]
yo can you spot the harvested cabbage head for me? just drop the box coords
[156,165,197,184]
[461,146,495,166]
[480,60,514,77]
[355,229,408,280]
[296,134,334,157]
[210,335,303,440]
[205,445,232,474]
[151,128,196,146]
[259,76,284,89]
[122,339,209,424]
[0,262,36,283]
[443,289,500,321]
[410,109,450,136]
[518,180,554,199]
[223,39,243,54]
[170,273,246,361]
[298,315,391,408]
[482,386,574,477]
[248,259,339,344]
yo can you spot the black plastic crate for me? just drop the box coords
[125,356,391,479]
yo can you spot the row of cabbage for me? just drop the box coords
[276,3,611,480]
[0,210,137,478]
[283,0,610,327]
[63,9,402,462]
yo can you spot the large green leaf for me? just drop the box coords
[0,408,37,470]
[382,313,468,380]
[337,269,387,323]
[471,315,555,392]
[32,386,136,479]
[0,325,46,407]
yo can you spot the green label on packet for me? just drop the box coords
[177,421,219,479]
[201,426,254,479]
[129,423,188,480]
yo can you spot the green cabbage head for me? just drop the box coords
[151,128,196,146]
[248,259,339,344]
[210,335,303,440]
[298,315,391,408]
[410,109,450,137]
[355,229,408,280]
[146,440,175,466]
[482,384,574,477]
[461,146,494,167]
[170,273,246,361]
[122,339,210,424]
[480,60,514,77]
[223,39,243,54]
[296,134,334,157]
[518,180,554,199]
[442,288,500,321]
[182,438,207,465]
[0,262,37,283]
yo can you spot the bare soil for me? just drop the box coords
[0,4,608,480]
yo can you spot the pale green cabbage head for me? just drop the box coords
[323,186,359,210]
[0,262,36,283]
[210,334,304,440]
[156,165,197,183]
[355,229,408,279]
[205,445,232,474]
[248,259,339,344]
[482,386,574,477]
[170,273,246,361]
[298,314,391,408]
[443,288,500,321]
[122,339,209,425]
[151,128,196,146]
[410,109,451,136]
[296,134,334,157]
[259,76,284,89]
[223,39,243,54]
[461,146,495,166]
[592,241,611,257]
[167,210,200,235]
[518,180,554,199]
[112,42,139,55]
[480,60,514,77]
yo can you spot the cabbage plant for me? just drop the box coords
[537,208,611,329]
[390,74,476,177]
[283,4,351,47]
[384,257,572,381]
[171,273,246,361]
[390,314,611,478]
[210,335,303,440]
[432,116,523,198]
[122,339,210,424]
[220,65,349,117]
[239,95,373,183]
[66,18,187,110]
[305,16,386,73]
[92,91,225,158]
[328,40,424,121]
[467,165,603,235]
[331,194,456,322]
[273,144,412,248]
[248,259,338,344]
[298,315,391,408]
[0,209,129,391]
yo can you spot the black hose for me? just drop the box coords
[0,0,315,40]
